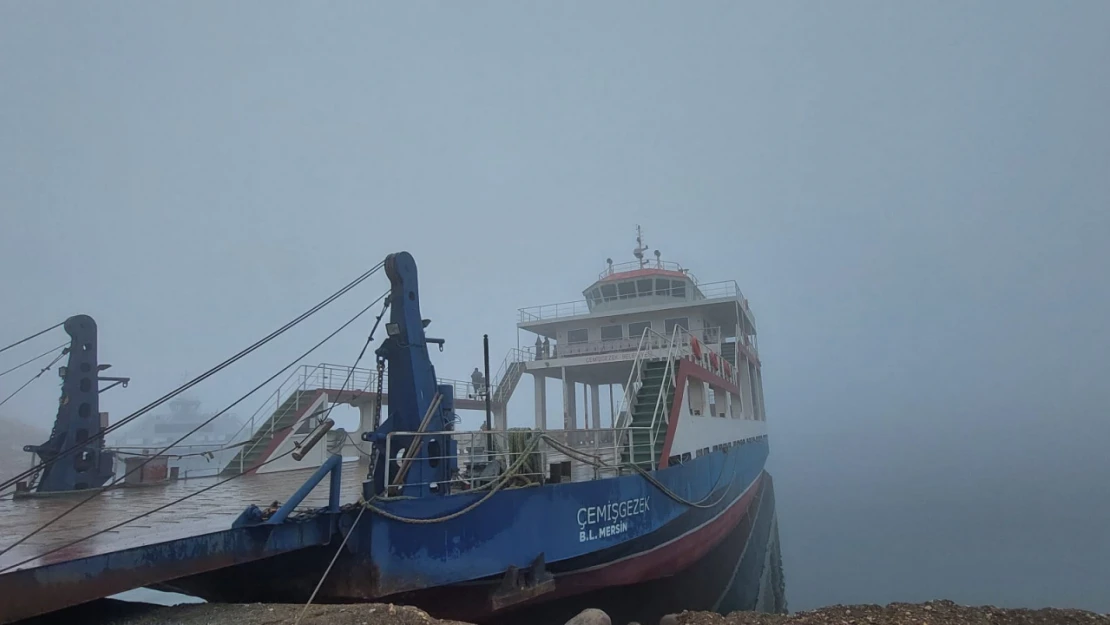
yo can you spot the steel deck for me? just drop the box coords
[0,461,364,623]
[0,461,363,572]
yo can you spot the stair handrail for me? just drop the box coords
[615,326,651,429]
[223,363,313,464]
[224,363,328,474]
[614,326,671,463]
[490,347,532,405]
[645,324,683,470]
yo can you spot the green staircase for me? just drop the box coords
[621,359,675,470]
[721,341,738,367]
[221,389,322,475]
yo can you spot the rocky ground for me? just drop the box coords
[59,599,1107,625]
[678,601,1110,625]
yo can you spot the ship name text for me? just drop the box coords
[577,497,650,542]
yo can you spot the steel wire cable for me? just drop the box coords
[0,350,70,411]
[0,322,63,356]
[0,262,384,493]
[0,343,68,379]
[1,290,392,573]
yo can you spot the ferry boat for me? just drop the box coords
[0,230,784,624]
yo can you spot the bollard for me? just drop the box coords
[565,608,612,625]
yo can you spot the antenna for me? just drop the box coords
[633,225,648,268]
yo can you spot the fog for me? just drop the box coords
[2,1,1108,614]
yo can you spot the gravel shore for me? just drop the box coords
[85,600,1109,625]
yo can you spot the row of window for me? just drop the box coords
[586,278,690,306]
[566,317,690,344]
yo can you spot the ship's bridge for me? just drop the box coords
[500,229,763,434]
[517,257,757,364]
[585,259,702,313]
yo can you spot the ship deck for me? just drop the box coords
[0,461,364,573]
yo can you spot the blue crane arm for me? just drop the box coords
[363,252,458,499]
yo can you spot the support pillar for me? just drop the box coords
[754,367,766,421]
[534,374,547,430]
[582,383,590,429]
[591,384,601,429]
[564,369,577,430]
[609,384,616,427]
[740,359,755,419]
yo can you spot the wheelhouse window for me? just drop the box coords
[617,281,636,299]
[636,279,654,296]
[588,287,602,306]
[671,280,686,298]
[655,279,672,296]
[600,284,618,302]
[567,329,589,344]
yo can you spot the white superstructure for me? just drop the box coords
[500,227,766,449]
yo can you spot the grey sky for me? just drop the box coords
[2,0,1109,613]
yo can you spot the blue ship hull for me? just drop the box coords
[163,437,771,621]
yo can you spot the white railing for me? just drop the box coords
[109,442,247,481]
[219,361,483,475]
[646,325,683,466]
[518,300,592,322]
[557,326,723,359]
[609,322,743,469]
[614,326,674,430]
[488,347,534,404]
[518,280,748,324]
[696,280,744,301]
[599,259,696,283]
[383,427,641,491]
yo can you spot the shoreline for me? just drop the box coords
[29,599,1108,625]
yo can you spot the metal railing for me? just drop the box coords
[598,259,695,282]
[696,280,744,301]
[488,347,533,404]
[614,326,673,431]
[383,427,644,491]
[646,325,683,466]
[556,326,723,359]
[518,280,748,323]
[518,300,592,322]
[216,362,472,475]
[609,322,745,469]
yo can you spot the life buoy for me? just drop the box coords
[690,337,702,360]
[723,360,731,379]
[709,352,719,371]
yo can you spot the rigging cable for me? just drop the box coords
[537,431,736,509]
[290,300,393,625]
[0,343,68,379]
[295,501,367,625]
[0,290,392,573]
[0,322,63,356]
[0,349,70,411]
[0,261,385,494]
[0,290,389,561]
